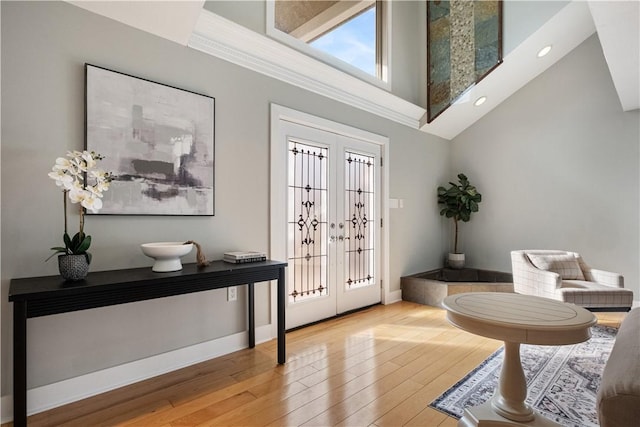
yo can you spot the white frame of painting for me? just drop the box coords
[85,63,215,216]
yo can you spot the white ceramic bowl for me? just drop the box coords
[141,242,193,272]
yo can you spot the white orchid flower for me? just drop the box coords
[54,157,73,171]
[86,184,104,198]
[96,180,110,193]
[81,194,103,213]
[82,151,97,169]
[73,157,87,172]
[58,158,82,176]
[89,169,106,179]
[49,150,111,261]
[70,179,84,191]
[68,187,88,204]
[93,176,110,193]
[48,170,74,187]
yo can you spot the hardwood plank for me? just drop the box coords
[262,361,402,427]
[121,366,300,426]
[3,303,621,427]
[169,391,256,426]
[299,334,477,427]
[333,379,424,427]
[402,372,464,427]
[373,382,446,427]
[235,361,403,427]
[64,399,174,427]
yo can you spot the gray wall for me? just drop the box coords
[390,0,426,105]
[451,34,640,301]
[204,0,265,34]
[0,0,446,394]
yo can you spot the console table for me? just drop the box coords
[9,259,287,427]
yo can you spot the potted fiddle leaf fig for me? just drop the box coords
[437,173,482,269]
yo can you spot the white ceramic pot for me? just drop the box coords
[448,253,465,269]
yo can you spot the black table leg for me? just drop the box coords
[8,261,288,422]
[277,266,286,364]
[13,301,27,427]
[248,282,255,348]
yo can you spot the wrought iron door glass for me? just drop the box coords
[287,140,328,302]
[344,151,375,290]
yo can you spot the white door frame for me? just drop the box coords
[269,104,391,333]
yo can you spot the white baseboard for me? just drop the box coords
[1,324,274,423]
[385,289,402,304]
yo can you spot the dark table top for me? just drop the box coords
[9,260,287,302]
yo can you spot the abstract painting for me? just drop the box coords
[427,0,502,122]
[85,64,215,215]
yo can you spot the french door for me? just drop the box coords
[279,120,382,329]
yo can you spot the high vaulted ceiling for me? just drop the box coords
[67,1,639,140]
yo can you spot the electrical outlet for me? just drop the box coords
[227,286,237,301]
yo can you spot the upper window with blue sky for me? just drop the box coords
[274,0,384,81]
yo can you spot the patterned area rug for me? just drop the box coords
[430,325,617,427]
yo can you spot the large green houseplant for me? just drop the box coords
[437,173,482,268]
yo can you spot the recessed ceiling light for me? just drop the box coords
[474,96,487,107]
[537,45,552,58]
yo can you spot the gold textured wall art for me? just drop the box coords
[427,0,502,122]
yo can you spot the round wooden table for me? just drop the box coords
[442,292,597,427]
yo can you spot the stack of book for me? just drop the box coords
[223,251,267,264]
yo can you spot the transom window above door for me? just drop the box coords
[268,0,389,86]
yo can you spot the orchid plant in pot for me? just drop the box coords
[47,150,112,280]
[437,173,482,269]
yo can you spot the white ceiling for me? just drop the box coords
[65,0,639,140]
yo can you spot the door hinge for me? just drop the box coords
[380,157,383,167]
[380,218,383,228]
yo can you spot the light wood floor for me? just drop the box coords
[7,302,626,427]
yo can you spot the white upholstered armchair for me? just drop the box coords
[511,250,633,311]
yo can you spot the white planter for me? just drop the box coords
[448,253,465,269]
[141,242,193,272]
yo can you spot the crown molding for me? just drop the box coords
[188,10,425,130]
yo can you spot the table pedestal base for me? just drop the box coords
[458,401,562,427]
